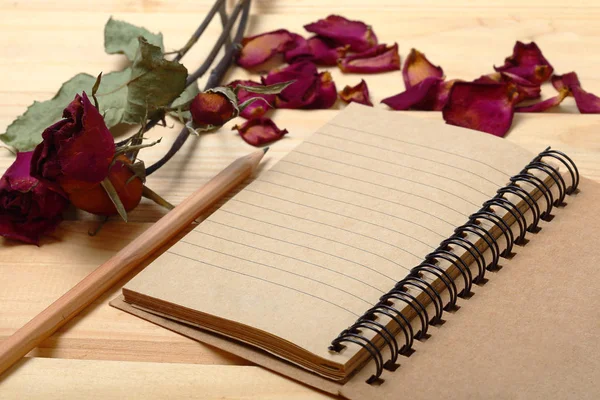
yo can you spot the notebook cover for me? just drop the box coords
[112,176,600,400]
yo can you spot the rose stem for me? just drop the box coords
[144,0,251,176]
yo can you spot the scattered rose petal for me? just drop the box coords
[515,89,569,112]
[284,34,314,64]
[442,82,520,137]
[494,41,553,84]
[237,29,296,68]
[0,151,69,245]
[304,15,377,52]
[232,118,288,146]
[403,48,444,88]
[552,72,600,113]
[190,90,237,126]
[228,80,275,119]
[306,36,350,66]
[475,72,541,102]
[339,79,373,106]
[338,43,400,74]
[307,72,338,109]
[382,78,459,111]
[31,92,115,186]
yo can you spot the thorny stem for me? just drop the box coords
[145,0,251,176]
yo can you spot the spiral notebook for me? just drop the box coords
[112,104,600,399]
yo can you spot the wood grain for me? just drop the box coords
[0,0,599,396]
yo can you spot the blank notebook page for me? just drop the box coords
[124,104,536,364]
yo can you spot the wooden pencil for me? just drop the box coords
[0,148,268,377]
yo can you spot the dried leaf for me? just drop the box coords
[237,81,295,95]
[100,177,128,222]
[104,17,164,62]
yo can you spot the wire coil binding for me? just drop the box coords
[328,147,580,385]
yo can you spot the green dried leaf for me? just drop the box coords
[171,81,200,110]
[121,37,188,124]
[237,80,295,95]
[104,17,164,62]
[185,121,219,136]
[101,177,128,222]
[126,160,147,184]
[142,185,175,210]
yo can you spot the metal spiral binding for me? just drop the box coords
[328,148,580,385]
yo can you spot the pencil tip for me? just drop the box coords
[263,146,269,154]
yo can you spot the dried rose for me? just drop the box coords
[403,49,444,88]
[61,155,143,216]
[442,82,520,137]
[0,151,69,244]
[339,79,372,106]
[232,118,288,147]
[284,33,314,64]
[338,43,400,74]
[31,92,116,186]
[304,15,377,52]
[552,72,600,113]
[494,41,553,85]
[228,80,275,119]
[190,90,238,126]
[304,36,350,66]
[382,78,459,111]
[475,72,541,102]
[237,29,296,69]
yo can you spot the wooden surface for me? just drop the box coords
[1,0,599,397]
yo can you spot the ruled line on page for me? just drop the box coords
[177,240,375,306]
[189,230,386,294]
[166,250,362,317]
[326,121,513,178]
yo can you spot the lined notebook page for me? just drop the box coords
[124,104,536,363]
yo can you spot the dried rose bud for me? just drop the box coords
[237,29,296,69]
[338,43,400,74]
[305,36,350,66]
[304,15,378,52]
[382,78,459,111]
[339,80,373,106]
[31,92,116,187]
[552,72,600,113]
[284,33,314,64]
[494,41,553,85]
[62,155,143,216]
[0,151,69,244]
[442,82,520,137]
[228,80,275,119]
[232,118,288,147]
[190,90,238,126]
[403,49,444,88]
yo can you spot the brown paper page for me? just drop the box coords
[123,104,536,367]
[112,176,600,399]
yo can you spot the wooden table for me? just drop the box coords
[1,1,599,398]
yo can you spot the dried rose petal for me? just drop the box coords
[552,72,600,113]
[475,72,541,102]
[494,41,553,84]
[515,89,569,112]
[403,49,444,88]
[306,72,338,109]
[338,43,400,74]
[284,34,314,64]
[382,78,459,111]
[228,80,275,119]
[442,82,520,137]
[232,118,288,147]
[339,79,372,106]
[237,29,296,68]
[304,15,377,52]
[264,61,320,109]
[305,36,349,66]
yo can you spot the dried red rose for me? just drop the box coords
[31,92,115,187]
[304,15,377,52]
[494,41,553,85]
[442,82,520,137]
[304,36,349,66]
[228,80,275,119]
[190,90,237,126]
[403,49,444,88]
[382,78,459,111]
[61,155,143,216]
[263,61,337,109]
[552,72,600,113]
[237,29,296,69]
[0,151,69,244]
[338,43,400,74]
[232,118,288,147]
[339,80,372,106]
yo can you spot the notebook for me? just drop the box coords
[112,104,600,399]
